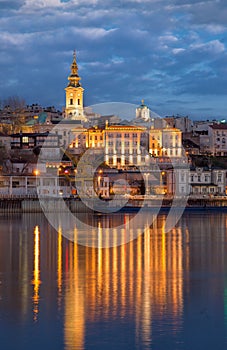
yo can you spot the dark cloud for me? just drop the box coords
[0,0,24,10]
[0,0,226,119]
[180,0,227,26]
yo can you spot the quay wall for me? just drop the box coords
[0,197,227,213]
[0,197,95,213]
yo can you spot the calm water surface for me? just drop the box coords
[0,211,227,350]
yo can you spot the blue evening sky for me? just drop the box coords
[0,0,226,119]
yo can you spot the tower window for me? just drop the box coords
[70,98,73,105]
[78,99,80,105]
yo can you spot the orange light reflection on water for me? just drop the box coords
[59,214,186,350]
[32,225,41,322]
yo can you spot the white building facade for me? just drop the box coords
[167,167,226,196]
[208,124,227,156]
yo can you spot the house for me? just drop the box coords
[10,132,60,150]
[149,127,182,158]
[167,166,226,197]
[190,167,226,195]
[208,123,227,156]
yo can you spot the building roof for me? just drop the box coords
[57,120,82,125]
[210,123,227,130]
[183,139,200,149]
[26,112,48,126]
[106,125,146,131]
[11,132,57,137]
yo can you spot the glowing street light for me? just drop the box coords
[33,169,40,176]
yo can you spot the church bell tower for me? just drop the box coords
[65,51,85,120]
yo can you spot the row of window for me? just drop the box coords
[107,149,141,155]
[90,135,103,141]
[216,137,226,142]
[151,135,179,140]
[108,141,139,146]
[107,157,145,165]
[107,133,139,138]
[190,174,222,182]
[216,131,226,136]
[152,150,179,156]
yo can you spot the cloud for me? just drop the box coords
[202,24,227,34]
[175,0,227,26]
[0,0,226,119]
[22,0,62,9]
[159,34,178,43]
[172,48,186,54]
[190,40,225,54]
[71,26,117,39]
[0,0,24,10]
[0,31,34,48]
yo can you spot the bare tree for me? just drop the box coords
[3,96,26,111]
[3,96,26,132]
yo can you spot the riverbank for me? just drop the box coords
[0,196,227,213]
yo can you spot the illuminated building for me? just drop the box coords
[67,127,88,155]
[149,127,182,158]
[104,122,148,167]
[68,126,104,151]
[59,53,183,172]
[64,51,87,122]
[149,129,162,157]
[135,100,151,122]
[87,127,104,148]
[93,170,110,198]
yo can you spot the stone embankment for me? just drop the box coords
[0,195,227,213]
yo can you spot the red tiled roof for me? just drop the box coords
[210,124,227,129]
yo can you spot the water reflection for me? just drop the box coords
[57,228,63,304]
[58,213,185,350]
[32,225,41,321]
[1,212,227,349]
[64,230,85,350]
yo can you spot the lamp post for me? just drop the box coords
[144,172,149,195]
[160,171,166,195]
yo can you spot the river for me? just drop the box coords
[0,210,227,349]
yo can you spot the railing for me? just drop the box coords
[0,194,39,199]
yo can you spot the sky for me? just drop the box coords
[0,0,226,120]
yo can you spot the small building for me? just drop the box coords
[0,175,72,197]
[93,172,110,199]
[208,123,227,156]
[190,167,226,195]
[136,100,151,122]
[166,167,190,196]
[10,132,60,150]
[182,139,200,156]
[164,115,193,133]
[149,127,182,158]
[167,166,226,197]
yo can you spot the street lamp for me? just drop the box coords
[33,169,40,176]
